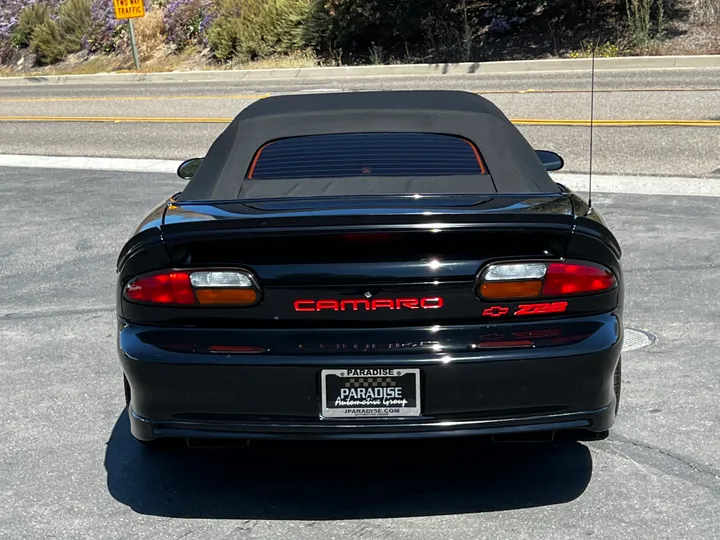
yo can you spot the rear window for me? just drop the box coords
[247,132,486,179]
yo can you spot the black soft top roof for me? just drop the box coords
[177,90,560,202]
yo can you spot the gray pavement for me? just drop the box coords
[1,166,719,540]
[1,121,717,178]
[3,66,720,93]
[3,86,720,122]
[1,68,719,178]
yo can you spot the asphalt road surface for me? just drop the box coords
[1,68,719,177]
[1,165,719,540]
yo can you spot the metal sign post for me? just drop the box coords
[113,0,145,70]
[128,19,140,70]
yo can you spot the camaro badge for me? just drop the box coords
[294,297,444,312]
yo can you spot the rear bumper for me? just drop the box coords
[128,405,615,441]
[118,313,622,442]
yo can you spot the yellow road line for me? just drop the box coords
[478,87,720,94]
[514,119,720,127]
[0,93,271,103]
[1,87,719,103]
[0,116,232,123]
[11,115,720,126]
[1,115,719,127]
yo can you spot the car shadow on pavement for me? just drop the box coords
[105,411,593,520]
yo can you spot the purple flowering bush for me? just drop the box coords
[83,0,122,52]
[163,0,214,50]
[0,0,142,60]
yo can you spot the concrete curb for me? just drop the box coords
[1,55,719,86]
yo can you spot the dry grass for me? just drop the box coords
[0,47,322,77]
[0,55,121,76]
[692,0,720,24]
[133,9,167,61]
[225,49,321,70]
[649,23,720,55]
[115,47,205,72]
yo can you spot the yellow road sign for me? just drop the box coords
[113,0,145,19]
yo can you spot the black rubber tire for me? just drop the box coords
[123,374,131,407]
[614,357,622,415]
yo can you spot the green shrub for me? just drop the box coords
[58,0,92,53]
[625,0,666,47]
[30,20,66,64]
[11,2,53,49]
[207,0,312,62]
[24,0,92,66]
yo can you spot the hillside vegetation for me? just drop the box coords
[1,0,718,73]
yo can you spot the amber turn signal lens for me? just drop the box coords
[195,289,258,306]
[479,280,543,300]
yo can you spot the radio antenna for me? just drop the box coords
[587,8,597,210]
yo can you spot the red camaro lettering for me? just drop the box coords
[340,299,371,311]
[294,297,444,312]
[316,300,339,311]
[371,299,395,310]
[294,300,315,312]
[420,297,443,309]
[396,298,419,309]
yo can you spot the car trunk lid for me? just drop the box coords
[157,194,575,326]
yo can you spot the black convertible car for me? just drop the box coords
[116,90,623,445]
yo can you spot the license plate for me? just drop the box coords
[320,368,421,419]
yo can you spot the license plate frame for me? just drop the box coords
[320,368,421,419]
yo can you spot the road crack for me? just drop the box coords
[596,434,720,493]
[0,305,114,320]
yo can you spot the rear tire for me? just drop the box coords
[123,374,131,407]
[614,357,622,415]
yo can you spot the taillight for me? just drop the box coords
[124,272,195,305]
[124,269,260,306]
[477,261,615,300]
[542,263,615,296]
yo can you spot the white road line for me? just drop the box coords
[0,154,178,173]
[1,154,719,197]
[555,173,720,197]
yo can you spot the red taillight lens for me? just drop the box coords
[124,269,260,306]
[477,261,616,300]
[542,263,616,296]
[124,272,195,305]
